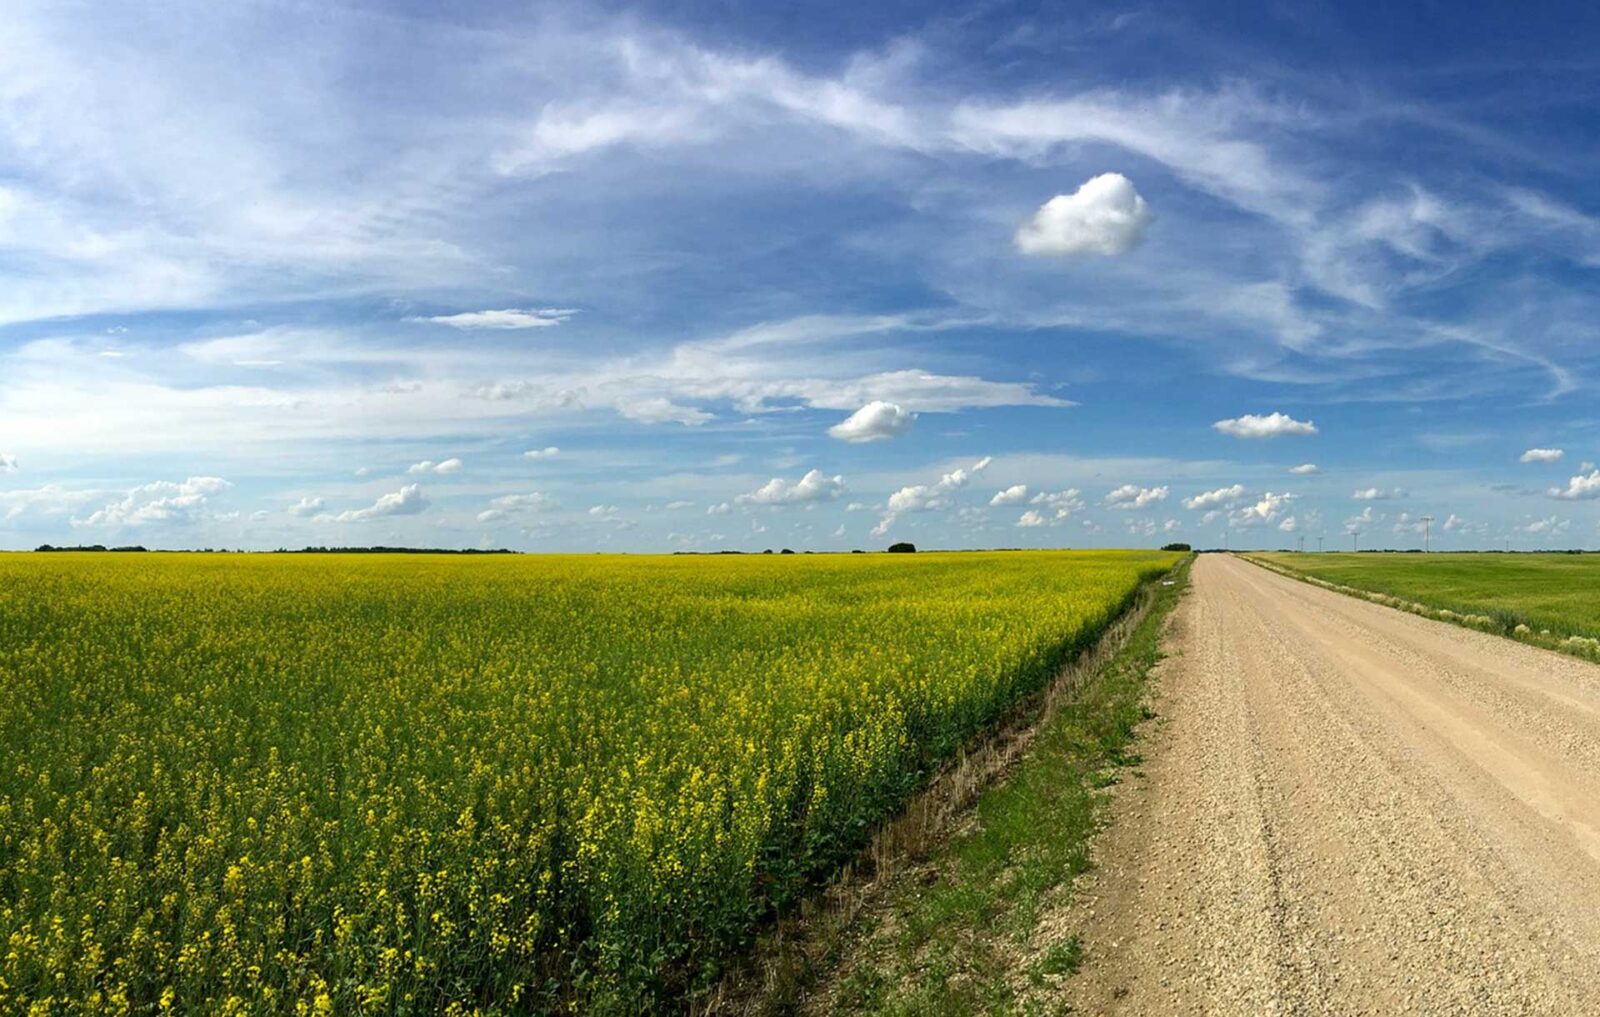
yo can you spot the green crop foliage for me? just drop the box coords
[0,550,1175,1015]
[1254,552,1600,640]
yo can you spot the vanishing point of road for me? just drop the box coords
[1065,553,1600,1016]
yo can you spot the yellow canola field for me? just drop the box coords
[0,549,1175,1014]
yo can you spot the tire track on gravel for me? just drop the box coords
[1062,553,1600,1016]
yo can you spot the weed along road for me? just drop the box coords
[1065,553,1600,1016]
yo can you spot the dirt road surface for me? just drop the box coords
[1063,553,1600,1016]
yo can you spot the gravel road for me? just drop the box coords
[1062,553,1600,1016]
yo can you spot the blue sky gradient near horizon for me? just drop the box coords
[3,0,1600,551]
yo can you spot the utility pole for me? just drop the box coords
[1420,515,1434,553]
[1297,535,1305,553]
[1351,528,1360,552]
[1317,536,1324,553]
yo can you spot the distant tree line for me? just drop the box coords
[34,544,150,553]
[33,544,516,554]
[276,546,517,554]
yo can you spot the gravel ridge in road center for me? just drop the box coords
[1063,553,1600,1016]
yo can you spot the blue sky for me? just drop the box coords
[3,0,1600,551]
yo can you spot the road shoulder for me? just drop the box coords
[786,560,1192,1016]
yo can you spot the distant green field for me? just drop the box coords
[1253,553,1600,639]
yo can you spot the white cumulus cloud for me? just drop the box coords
[328,484,427,522]
[827,401,915,442]
[1213,412,1318,439]
[1352,487,1406,500]
[1015,173,1152,257]
[1526,516,1570,535]
[523,446,560,460]
[1520,448,1564,463]
[1014,488,1085,527]
[1289,463,1320,474]
[1548,469,1600,500]
[1233,491,1295,528]
[990,484,1029,506]
[77,476,231,528]
[874,456,992,534]
[736,469,846,506]
[1104,484,1168,510]
[1029,488,1085,520]
[288,496,324,517]
[408,458,462,475]
[1183,484,1246,510]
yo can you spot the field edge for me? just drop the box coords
[1238,552,1600,665]
[702,554,1194,1016]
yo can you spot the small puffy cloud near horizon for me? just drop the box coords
[1183,484,1245,510]
[329,484,427,522]
[288,495,324,517]
[1547,469,1600,501]
[736,469,846,506]
[1520,448,1564,463]
[1104,484,1168,510]
[408,458,462,475]
[1213,413,1318,439]
[990,483,1028,506]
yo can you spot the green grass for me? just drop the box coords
[825,558,1190,1017]
[1253,552,1600,640]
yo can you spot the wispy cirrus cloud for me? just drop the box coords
[1352,487,1406,501]
[0,2,1596,553]
[408,309,577,330]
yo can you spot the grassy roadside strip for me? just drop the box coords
[1238,553,1600,665]
[754,554,1190,1017]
